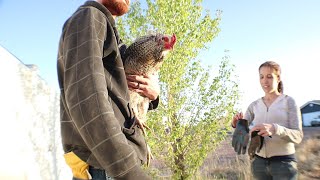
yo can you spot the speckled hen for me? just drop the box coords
[123,33,176,132]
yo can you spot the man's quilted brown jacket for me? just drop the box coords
[57,1,151,178]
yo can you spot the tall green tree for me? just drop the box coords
[117,0,240,179]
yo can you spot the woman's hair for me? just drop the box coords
[259,61,283,93]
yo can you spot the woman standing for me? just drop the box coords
[232,61,303,180]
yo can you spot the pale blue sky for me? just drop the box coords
[1,0,319,110]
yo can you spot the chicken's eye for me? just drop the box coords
[162,37,169,42]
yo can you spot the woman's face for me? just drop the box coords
[259,66,280,94]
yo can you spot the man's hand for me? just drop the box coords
[126,74,160,100]
[232,119,249,155]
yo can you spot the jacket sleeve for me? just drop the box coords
[148,96,159,110]
[273,96,303,144]
[62,7,149,179]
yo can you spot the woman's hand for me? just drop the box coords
[232,112,243,128]
[250,123,275,137]
[126,74,160,100]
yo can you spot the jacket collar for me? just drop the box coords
[82,1,116,26]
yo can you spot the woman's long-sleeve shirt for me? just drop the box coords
[244,94,303,158]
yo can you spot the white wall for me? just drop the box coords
[0,46,71,179]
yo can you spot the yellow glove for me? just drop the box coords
[64,151,92,180]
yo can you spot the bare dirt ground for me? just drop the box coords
[296,127,320,180]
[302,126,320,139]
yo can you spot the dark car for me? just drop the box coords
[311,120,320,127]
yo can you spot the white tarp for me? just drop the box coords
[0,45,71,180]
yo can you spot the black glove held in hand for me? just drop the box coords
[232,119,249,155]
[248,131,264,159]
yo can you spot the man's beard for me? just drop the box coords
[103,0,130,16]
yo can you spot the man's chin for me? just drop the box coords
[113,8,129,16]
